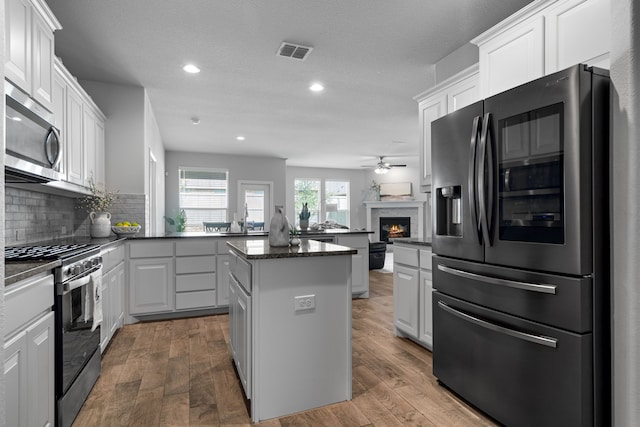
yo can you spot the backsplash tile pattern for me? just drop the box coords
[5,186,77,245]
[5,187,147,245]
[75,193,146,237]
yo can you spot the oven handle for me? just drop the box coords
[437,264,557,294]
[437,301,558,348]
[57,265,102,296]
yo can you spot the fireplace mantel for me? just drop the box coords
[363,200,426,241]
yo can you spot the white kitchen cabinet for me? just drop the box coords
[472,0,610,98]
[415,65,479,192]
[53,58,106,190]
[101,243,125,352]
[5,0,60,112]
[175,239,217,310]
[128,240,176,315]
[217,254,230,306]
[229,273,251,398]
[5,330,28,427]
[5,273,55,427]
[393,264,420,337]
[393,243,433,350]
[545,0,610,72]
[335,233,369,296]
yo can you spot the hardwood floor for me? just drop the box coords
[73,271,497,426]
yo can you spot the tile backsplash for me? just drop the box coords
[5,186,146,245]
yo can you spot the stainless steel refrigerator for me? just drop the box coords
[431,64,610,427]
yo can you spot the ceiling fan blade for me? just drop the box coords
[389,164,407,167]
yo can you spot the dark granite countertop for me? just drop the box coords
[129,229,372,239]
[227,239,357,260]
[392,238,433,247]
[5,260,60,286]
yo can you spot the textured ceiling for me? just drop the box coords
[46,0,533,169]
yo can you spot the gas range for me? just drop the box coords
[5,241,101,284]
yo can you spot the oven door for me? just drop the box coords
[55,268,101,395]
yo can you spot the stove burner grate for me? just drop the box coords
[5,244,93,261]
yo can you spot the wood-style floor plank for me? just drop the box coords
[72,270,497,426]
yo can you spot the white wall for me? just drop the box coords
[81,81,146,194]
[165,151,286,229]
[144,93,166,233]
[0,0,6,418]
[610,0,640,423]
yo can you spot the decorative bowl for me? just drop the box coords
[111,225,142,236]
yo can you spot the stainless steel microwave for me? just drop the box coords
[5,80,62,183]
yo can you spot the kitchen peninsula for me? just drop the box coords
[226,239,355,422]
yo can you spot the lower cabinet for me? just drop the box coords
[335,234,369,296]
[101,262,125,352]
[228,272,251,398]
[393,265,420,337]
[129,257,175,315]
[4,311,55,427]
[217,254,230,306]
[393,243,433,350]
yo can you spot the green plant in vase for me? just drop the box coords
[299,203,311,230]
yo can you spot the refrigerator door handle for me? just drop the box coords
[437,264,558,294]
[437,301,558,348]
[468,115,482,244]
[478,113,493,246]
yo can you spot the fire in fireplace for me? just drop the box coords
[380,217,411,243]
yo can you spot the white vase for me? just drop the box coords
[269,206,290,247]
[89,211,112,238]
[299,219,309,230]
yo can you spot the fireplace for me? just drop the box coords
[380,217,411,243]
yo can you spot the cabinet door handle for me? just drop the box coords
[437,301,558,348]
[437,264,557,294]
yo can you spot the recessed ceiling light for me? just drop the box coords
[309,83,324,92]
[8,115,22,122]
[236,136,245,141]
[183,64,201,74]
[191,117,200,125]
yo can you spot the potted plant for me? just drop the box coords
[299,202,311,230]
[79,179,118,238]
[164,209,187,232]
[289,224,301,246]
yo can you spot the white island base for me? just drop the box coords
[227,240,353,422]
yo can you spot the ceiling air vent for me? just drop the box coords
[277,42,313,60]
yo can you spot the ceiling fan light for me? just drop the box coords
[374,166,389,175]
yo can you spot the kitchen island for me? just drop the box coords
[226,239,355,422]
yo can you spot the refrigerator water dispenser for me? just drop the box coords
[436,185,462,237]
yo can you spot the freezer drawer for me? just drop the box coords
[433,292,593,427]
[433,255,592,333]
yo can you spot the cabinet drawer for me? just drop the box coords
[419,249,433,270]
[129,241,174,258]
[176,239,217,256]
[176,290,217,310]
[394,245,419,267]
[229,250,252,293]
[102,244,125,272]
[176,273,216,292]
[6,274,54,337]
[176,255,216,274]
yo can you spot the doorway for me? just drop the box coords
[238,181,274,231]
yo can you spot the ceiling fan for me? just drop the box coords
[361,156,407,174]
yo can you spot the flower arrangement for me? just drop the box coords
[164,209,187,232]
[78,179,118,213]
[370,180,381,193]
[299,203,311,221]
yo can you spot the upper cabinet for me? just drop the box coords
[5,0,61,112]
[54,59,107,191]
[472,0,610,98]
[414,65,479,192]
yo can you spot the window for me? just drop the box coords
[294,178,350,227]
[179,167,228,231]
